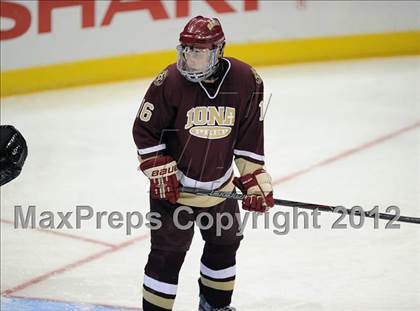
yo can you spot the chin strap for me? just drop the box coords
[203,60,224,83]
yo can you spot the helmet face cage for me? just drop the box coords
[176,45,222,83]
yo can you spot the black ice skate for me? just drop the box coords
[198,295,236,311]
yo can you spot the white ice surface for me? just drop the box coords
[1,56,419,310]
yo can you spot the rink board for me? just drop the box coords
[1,31,419,97]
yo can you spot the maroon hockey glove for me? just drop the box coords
[233,169,274,212]
[139,156,179,204]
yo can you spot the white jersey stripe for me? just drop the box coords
[137,144,166,155]
[200,262,236,279]
[177,166,233,191]
[143,274,177,296]
[233,149,265,162]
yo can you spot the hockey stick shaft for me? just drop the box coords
[180,187,420,224]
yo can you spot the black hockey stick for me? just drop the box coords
[180,187,420,225]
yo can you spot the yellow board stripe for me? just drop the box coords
[226,30,420,67]
[200,276,235,291]
[1,31,419,97]
[142,288,175,310]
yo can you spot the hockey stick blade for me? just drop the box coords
[180,187,420,225]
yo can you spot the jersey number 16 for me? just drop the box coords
[137,100,155,122]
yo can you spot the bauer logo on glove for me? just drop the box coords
[139,156,180,204]
[150,165,177,177]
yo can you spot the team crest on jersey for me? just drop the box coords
[185,106,235,140]
[153,69,168,86]
[251,67,262,85]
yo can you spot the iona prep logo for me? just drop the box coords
[207,19,220,31]
[185,106,235,140]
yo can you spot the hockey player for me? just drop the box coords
[133,16,274,311]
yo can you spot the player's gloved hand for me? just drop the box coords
[0,125,28,186]
[233,168,274,212]
[139,155,179,204]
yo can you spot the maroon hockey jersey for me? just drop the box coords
[133,57,265,207]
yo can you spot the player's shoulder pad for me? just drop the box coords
[250,66,263,86]
[153,67,169,87]
[225,57,263,87]
[152,63,179,87]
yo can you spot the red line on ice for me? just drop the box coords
[273,121,420,185]
[0,219,116,248]
[1,233,149,296]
